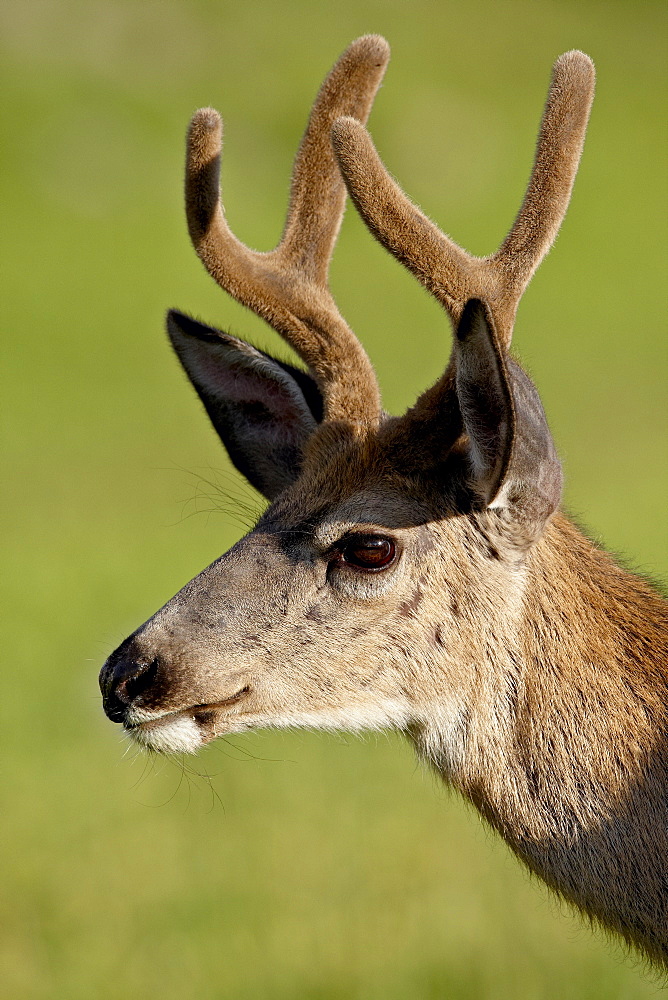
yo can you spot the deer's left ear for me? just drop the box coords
[167,310,323,499]
[455,299,563,549]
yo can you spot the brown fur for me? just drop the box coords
[100,37,668,968]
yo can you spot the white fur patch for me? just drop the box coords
[267,698,411,734]
[129,714,202,754]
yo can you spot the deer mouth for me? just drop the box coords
[124,686,251,753]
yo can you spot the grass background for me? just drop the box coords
[1,0,666,997]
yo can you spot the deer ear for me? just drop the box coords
[167,310,322,499]
[454,299,514,506]
[455,299,562,548]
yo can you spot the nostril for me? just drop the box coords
[100,649,160,724]
[117,658,159,705]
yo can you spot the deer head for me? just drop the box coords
[99,36,594,759]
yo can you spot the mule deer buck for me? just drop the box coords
[100,36,668,966]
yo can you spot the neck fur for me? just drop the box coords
[416,513,668,965]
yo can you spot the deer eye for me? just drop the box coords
[338,534,397,572]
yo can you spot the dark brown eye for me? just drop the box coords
[339,535,397,571]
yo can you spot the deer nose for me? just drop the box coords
[99,644,159,723]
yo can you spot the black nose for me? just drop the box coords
[99,641,159,723]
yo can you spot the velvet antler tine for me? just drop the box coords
[185,109,252,300]
[332,51,595,351]
[184,36,391,427]
[281,34,390,282]
[495,52,595,294]
[332,116,476,316]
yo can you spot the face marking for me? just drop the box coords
[398,586,423,618]
[431,624,446,648]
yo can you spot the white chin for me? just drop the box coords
[128,714,202,754]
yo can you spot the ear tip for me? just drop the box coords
[166,308,189,337]
[166,309,222,346]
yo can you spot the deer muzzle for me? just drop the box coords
[99,625,254,752]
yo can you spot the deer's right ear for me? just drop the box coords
[167,310,322,499]
[454,299,514,506]
[454,300,563,550]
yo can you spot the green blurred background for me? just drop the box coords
[2,1,666,997]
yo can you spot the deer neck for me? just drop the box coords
[411,512,668,960]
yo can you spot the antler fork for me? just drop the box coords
[332,51,595,351]
[184,35,390,427]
